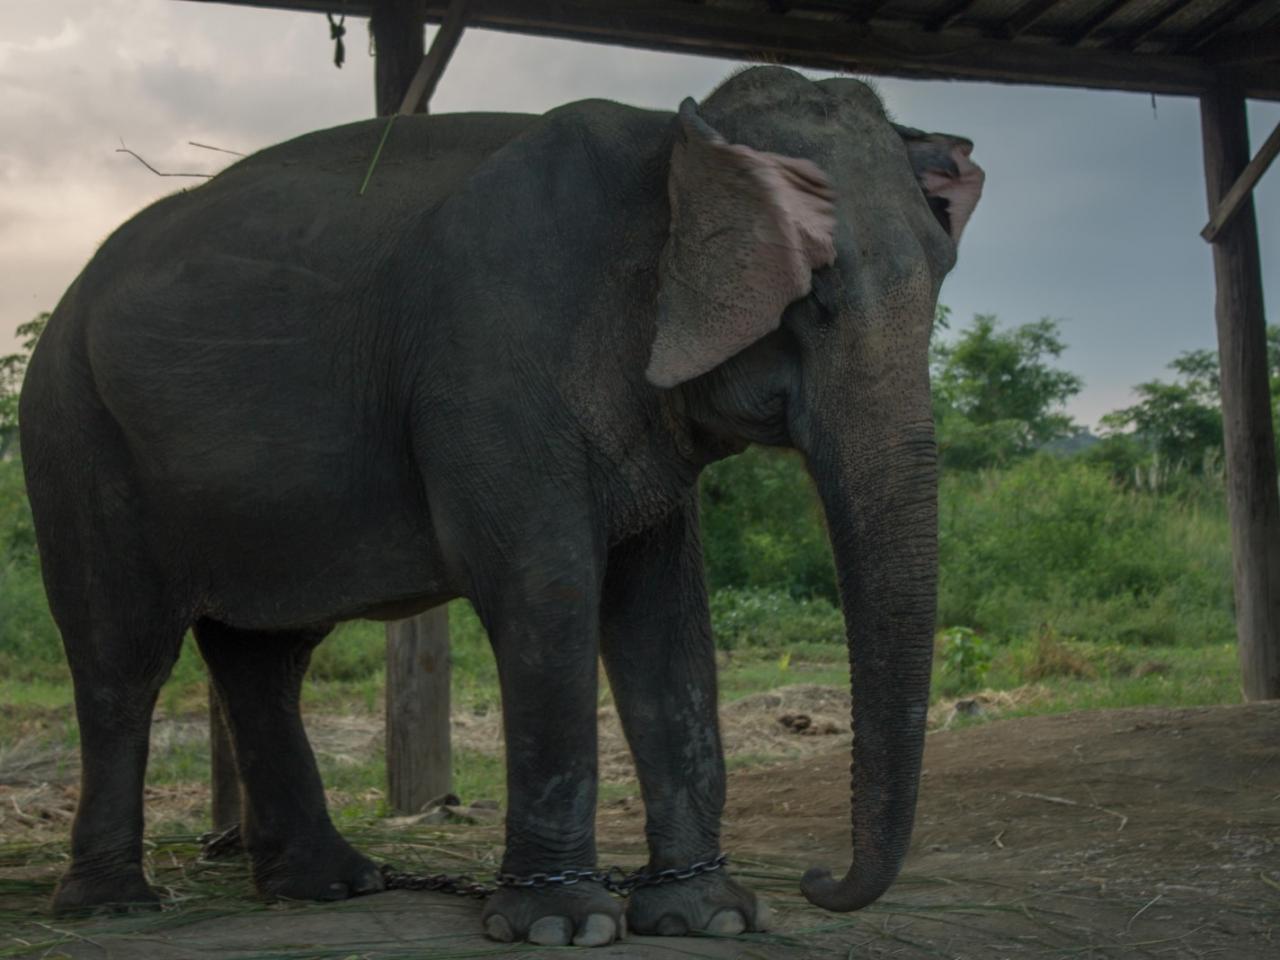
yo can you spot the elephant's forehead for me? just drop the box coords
[815,77,888,120]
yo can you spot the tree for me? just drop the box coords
[0,313,48,458]
[1099,347,1224,476]
[930,314,1082,470]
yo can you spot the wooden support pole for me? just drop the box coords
[397,0,470,115]
[1201,120,1280,243]
[208,685,241,830]
[371,0,426,117]
[1200,79,1280,702]
[386,605,453,813]
[370,0,455,809]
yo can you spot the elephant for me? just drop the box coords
[19,66,983,946]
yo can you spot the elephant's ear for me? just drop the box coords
[895,125,985,242]
[645,98,837,389]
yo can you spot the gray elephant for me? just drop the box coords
[20,66,982,946]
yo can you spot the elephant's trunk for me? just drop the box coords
[800,417,937,911]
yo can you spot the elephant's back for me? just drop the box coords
[92,112,538,282]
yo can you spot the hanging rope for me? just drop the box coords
[327,11,347,69]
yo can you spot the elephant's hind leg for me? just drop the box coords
[192,621,384,901]
[37,507,187,913]
[50,607,185,914]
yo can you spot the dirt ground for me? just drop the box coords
[2,696,1277,958]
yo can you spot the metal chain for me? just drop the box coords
[196,822,726,900]
[605,853,731,894]
[381,853,729,899]
[379,865,494,900]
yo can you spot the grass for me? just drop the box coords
[1,618,1243,830]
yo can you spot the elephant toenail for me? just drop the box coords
[528,915,574,945]
[574,913,618,947]
[655,914,689,936]
[706,909,747,936]
[483,915,515,942]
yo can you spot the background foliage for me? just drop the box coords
[931,310,1082,470]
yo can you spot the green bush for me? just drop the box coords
[709,587,844,650]
[938,455,1233,646]
[700,447,835,603]
[0,558,64,682]
[937,626,992,692]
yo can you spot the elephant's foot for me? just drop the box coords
[52,866,160,916]
[250,829,385,901]
[482,883,623,947]
[627,872,769,937]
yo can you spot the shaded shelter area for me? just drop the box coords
[189,0,1280,98]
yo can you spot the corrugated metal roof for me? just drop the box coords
[178,0,1280,99]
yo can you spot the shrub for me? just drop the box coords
[700,447,836,603]
[938,455,1233,647]
[937,626,992,692]
[1022,626,1096,681]
[709,588,844,650]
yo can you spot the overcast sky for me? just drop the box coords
[3,0,1277,428]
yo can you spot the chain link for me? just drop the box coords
[197,823,726,900]
[381,853,729,899]
[379,865,494,900]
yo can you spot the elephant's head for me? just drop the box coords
[647,67,984,911]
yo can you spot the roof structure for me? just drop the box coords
[186,0,1280,100]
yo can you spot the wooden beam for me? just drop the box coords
[1105,0,1200,51]
[371,0,425,116]
[386,606,453,813]
[1184,0,1271,52]
[1203,17,1280,64]
[398,0,470,114]
[1003,0,1062,38]
[928,0,983,32]
[1064,0,1136,47]
[174,0,1280,99]
[437,0,1276,99]
[849,0,894,23]
[1202,120,1280,243]
[1199,78,1280,702]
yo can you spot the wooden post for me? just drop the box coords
[371,0,456,808]
[386,606,453,812]
[208,686,241,830]
[396,0,470,116]
[1200,78,1280,701]
[371,0,427,117]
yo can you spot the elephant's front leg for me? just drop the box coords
[601,494,768,936]
[478,554,623,947]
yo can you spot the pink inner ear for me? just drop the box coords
[761,152,839,270]
[645,137,838,389]
[921,146,984,241]
[724,144,838,274]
